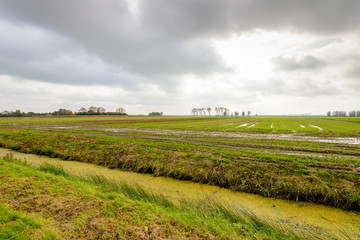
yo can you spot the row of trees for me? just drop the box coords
[234,111,251,117]
[192,107,231,116]
[0,107,127,117]
[0,110,48,117]
[148,112,163,116]
[327,111,360,117]
[76,106,126,115]
[191,107,251,116]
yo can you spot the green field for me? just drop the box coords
[1,115,360,238]
[1,115,359,137]
[0,115,359,211]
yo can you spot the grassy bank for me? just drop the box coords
[0,154,306,239]
[0,128,359,211]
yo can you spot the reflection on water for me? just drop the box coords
[1,148,359,239]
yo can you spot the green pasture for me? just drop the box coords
[0,115,359,211]
[0,115,359,136]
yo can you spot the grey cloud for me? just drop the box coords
[306,38,343,50]
[1,0,358,85]
[0,21,144,88]
[345,65,360,90]
[141,0,360,36]
[346,65,360,79]
[244,78,339,97]
[0,0,227,81]
[273,55,327,72]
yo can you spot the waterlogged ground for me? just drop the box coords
[0,117,359,205]
[1,115,360,132]
[3,122,360,144]
[0,148,359,239]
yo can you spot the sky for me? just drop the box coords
[0,0,359,115]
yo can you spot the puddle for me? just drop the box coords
[309,124,323,131]
[236,123,249,127]
[1,148,359,239]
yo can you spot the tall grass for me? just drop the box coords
[84,174,311,240]
[1,155,352,239]
[38,163,69,176]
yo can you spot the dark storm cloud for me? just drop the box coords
[273,55,327,72]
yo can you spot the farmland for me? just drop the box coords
[0,115,360,238]
[0,115,359,210]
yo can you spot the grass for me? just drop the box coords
[0,116,359,211]
[0,204,57,240]
[0,155,311,239]
[1,115,360,136]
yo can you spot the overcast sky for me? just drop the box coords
[0,0,359,115]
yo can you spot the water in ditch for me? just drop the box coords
[1,148,359,239]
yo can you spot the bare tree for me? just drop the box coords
[207,107,211,116]
[332,111,347,117]
[196,108,200,115]
[97,107,106,113]
[53,108,73,115]
[78,107,87,113]
[191,108,197,116]
[201,108,206,115]
[349,110,356,117]
[116,107,125,114]
[247,111,251,116]
[88,106,97,113]
[219,107,224,116]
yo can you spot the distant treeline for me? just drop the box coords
[148,112,163,116]
[327,110,360,117]
[0,110,48,117]
[75,112,127,116]
[1,106,127,117]
[191,107,251,116]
